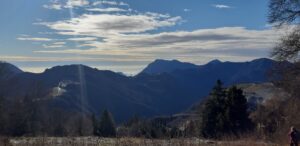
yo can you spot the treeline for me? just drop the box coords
[0,96,92,137]
[0,94,197,138]
[0,94,190,138]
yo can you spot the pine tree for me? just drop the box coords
[225,86,252,134]
[201,80,226,138]
[201,81,252,138]
[98,109,116,137]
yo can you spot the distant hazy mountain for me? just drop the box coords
[0,58,285,122]
[141,59,199,74]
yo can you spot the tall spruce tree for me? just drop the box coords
[98,109,116,137]
[201,80,226,138]
[225,86,252,135]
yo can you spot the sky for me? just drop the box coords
[0,0,284,74]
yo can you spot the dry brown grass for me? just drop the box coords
[2,137,281,146]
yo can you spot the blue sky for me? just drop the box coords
[0,0,282,74]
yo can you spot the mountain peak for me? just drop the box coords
[0,61,23,79]
[141,59,198,74]
[154,59,180,62]
[45,64,95,73]
[250,58,274,63]
[207,59,222,65]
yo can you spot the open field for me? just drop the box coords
[0,137,280,146]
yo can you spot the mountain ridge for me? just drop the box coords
[140,59,199,75]
[0,58,286,122]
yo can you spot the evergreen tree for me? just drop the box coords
[98,109,116,137]
[201,80,226,138]
[225,86,252,135]
[201,81,252,138]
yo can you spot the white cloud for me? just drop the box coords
[65,0,89,8]
[35,27,283,62]
[145,12,171,18]
[42,44,64,48]
[39,13,182,37]
[42,42,66,48]
[87,7,127,12]
[183,9,191,12]
[17,37,53,41]
[0,55,151,62]
[93,1,117,6]
[43,0,89,10]
[67,37,98,41]
[213,4,232,9]
[93,1,129,6]
[119,2,129,6]
[79,27,281,51]
[42,44,63,48]
[43,4,62,10]
[54,42,66,45]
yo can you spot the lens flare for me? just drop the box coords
[68,6,88,114]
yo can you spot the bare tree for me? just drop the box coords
[269,0,300,61]
[272,27,300,61]
[269,0,300,27]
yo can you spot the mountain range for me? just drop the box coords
[0,58,282,122]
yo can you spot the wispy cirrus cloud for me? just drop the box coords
[65,0,89,8]
[38,13,182,37]
[17,37,53,41]
[0,55,152,62]
[213,4,232,9]
[35,26,283,60]
[42,42,66,48]
[44,0,90,10]
[67,37,98,41]
[93,1,129,6]
[86,7,128,12]
[43,0,62,10]
[43,3,62,10]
